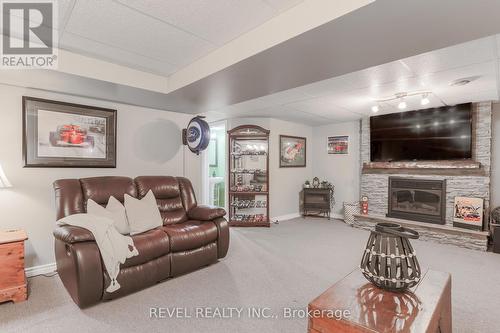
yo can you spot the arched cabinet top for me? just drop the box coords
[227,125,270,137]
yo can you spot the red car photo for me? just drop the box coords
[49,125,95,148]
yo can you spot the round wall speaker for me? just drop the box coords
[184,116,210,154]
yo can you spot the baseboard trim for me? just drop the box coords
[25,262,57,277]
[272,213,345,222]
[271,213,301,222]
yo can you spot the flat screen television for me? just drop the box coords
[370,103,472,162]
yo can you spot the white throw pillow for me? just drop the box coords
[87,197,130,235]
[124,190,163,235]
[57,213,114,228]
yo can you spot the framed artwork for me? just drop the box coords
[23,97,117,167]
[209,138,218,167]
[328,136,349,154]
[453,196,484,230]
[280,135,306,167]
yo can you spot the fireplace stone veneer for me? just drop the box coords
[355,102,492,251]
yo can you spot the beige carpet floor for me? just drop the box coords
[1,218,500,333]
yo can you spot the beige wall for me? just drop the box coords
[0,84,201,268]
[311,120,361,216]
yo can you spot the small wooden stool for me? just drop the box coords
[308,269,452,333]
[0,229,28,303]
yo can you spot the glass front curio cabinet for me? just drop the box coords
[227,125,270,227]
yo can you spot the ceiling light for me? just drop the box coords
[398,99,407,110]
[416,124,421,129]
[421,95,430,106]
[371,105,379,113]
[449,119,455,124]
[433,121,439,126]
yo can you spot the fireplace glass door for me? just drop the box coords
[387,178,446,224]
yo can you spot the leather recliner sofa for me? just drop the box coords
[52,176,229,308]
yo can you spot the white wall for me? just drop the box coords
[0,84,201,268]
[311,120,361,216]
[227,118,313,219]
[490,102,500,209]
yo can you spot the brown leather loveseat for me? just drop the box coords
[53,176,229,308]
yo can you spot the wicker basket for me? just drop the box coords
[343,201,360,225]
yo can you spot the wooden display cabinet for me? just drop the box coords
[228,125,270,227]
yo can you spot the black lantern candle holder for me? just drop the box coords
[360,222,421,292]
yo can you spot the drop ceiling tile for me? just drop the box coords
[277,109,333,126]
[304,77,425,115]
[214,104,328,126]
[300,60,414,97]
[264,0,304,12]
[439,89,498,105]
[418,61,497,89]
[383,94,445,113]
[0,0,74,38]
[286,97,362,122]
[60,32,177,75]
[64,0,214,67]
[418,61,499,103]
[59,0,76,32]
[115,0,277,45]
[400,36,496,76]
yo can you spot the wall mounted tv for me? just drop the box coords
[370,103,472,162]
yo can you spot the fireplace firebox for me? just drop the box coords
[387,177,446,225]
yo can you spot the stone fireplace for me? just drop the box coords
[353,102,491,251]
[387,177,446,225]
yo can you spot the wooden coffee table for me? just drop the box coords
[308,269,451,333]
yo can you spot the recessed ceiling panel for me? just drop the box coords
[400,37,496,76]
[115,0,279,45]
[299,60,414,97]
[60,32,177,75]
[265,0,304,12]
[64,0,214,67]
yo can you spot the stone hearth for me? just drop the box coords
[353,214,489,251]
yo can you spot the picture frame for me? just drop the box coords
[23,97,117,168]
[453,196,484,230]
[279,135,306,168]
[328,136,349,154]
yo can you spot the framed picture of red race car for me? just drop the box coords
[279,135,306,167]
[23,97,117,167]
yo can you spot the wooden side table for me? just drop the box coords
[0,229,28,303]
[303,188,332,219]
[308,269,451,333]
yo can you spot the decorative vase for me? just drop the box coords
[360,222,421,292]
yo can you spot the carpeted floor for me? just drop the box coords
[1,218,500,333]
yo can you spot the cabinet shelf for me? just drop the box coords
[228,125,270,228]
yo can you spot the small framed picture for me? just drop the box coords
[453,196,484,230]
[23,97,117,167]
[328,136,348,154]
[280,135,306,167]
